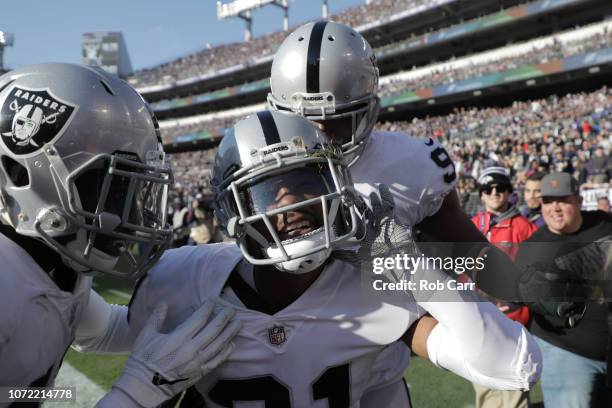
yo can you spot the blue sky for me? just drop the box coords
[0,0,364,71]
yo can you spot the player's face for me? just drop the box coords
[541,195,582,235]
[523,180,542,209]
[312,117,353,145]
[268,184,322,241]
[245,167,332,241]
[481,183,510,212]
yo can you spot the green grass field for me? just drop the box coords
[65,276,543,407]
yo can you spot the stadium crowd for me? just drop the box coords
[367,26,611,95]
[160,117,235,144]
[129,0,451,88]
[384,87,612,214]
[157,25,611,143]
[166,86,611,246]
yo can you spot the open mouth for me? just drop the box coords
[279,217,317,241]
[276,226,325,245]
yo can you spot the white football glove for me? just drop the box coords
[112,301,241,407]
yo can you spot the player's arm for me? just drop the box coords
[424,300,541,391]
[402,306,541,391]
[401,314,437,361]
[399,260,541,391]
[0,294,64,386]
[73,290,135,354]
[96,301,241,407]
[94,256,243,407]
[416,190,523,300]
[74,269,157,353]
[412,295,541,391]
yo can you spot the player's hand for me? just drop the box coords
[113,301,241,407]
[361,184,418,259]
[518,261,587,328]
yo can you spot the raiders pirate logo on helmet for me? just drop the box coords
[0,86,77,156]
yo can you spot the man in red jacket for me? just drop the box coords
[472,167,537,260]
[470,166,537,408]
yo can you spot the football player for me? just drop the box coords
[122,111,541,407]
[267,20,579,317]
[0,63,241,408]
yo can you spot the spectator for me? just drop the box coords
[597,196,611,213]
[470,166,537,408]
[520,172,546,228]
[171,198,191,247]
[516,172,612,408]
[457,175,480,216]
[589,146,610,184]
[187,196,212,245]
[537,160,551,175]
[573,156,589,185]
[473,167,537,260]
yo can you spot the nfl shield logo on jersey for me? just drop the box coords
[268,326,286,346]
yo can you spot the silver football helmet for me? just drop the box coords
[211,110,363,274]
[0,63,173,279]
[268,21,380,165]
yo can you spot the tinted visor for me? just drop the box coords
[245,167,333,213]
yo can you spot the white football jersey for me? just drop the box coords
[0,233,91,389]
[352,131,456,226]
[128,243,423,407]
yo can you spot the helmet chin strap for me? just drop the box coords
[270,232,333,274]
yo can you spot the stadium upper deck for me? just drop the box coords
[157,19,612,150]
[149,0,611,121]
[129,0,528,100]
[136,0,611,152]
